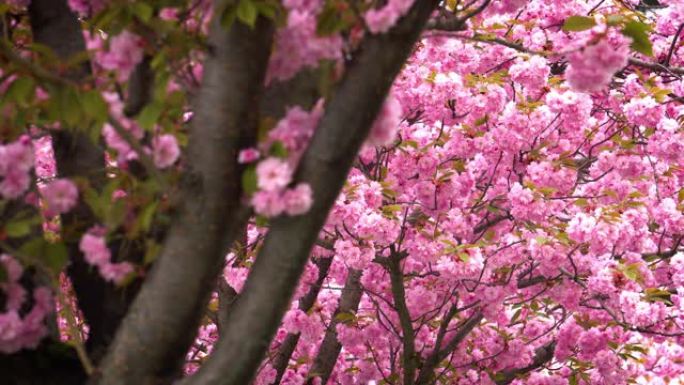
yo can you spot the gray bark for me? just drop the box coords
[305,269,363,385]
[183,2,439,384]
[93,11,274,384]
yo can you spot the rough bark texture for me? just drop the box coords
[270,257,333,384]
[305,269,363,385]
[415,312,484,385]
[388,257,417,385]
[183,2,439,384]
[92,13,274,385]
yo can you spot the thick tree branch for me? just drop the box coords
[627,57,684,75]
[93,12,274,384]
[217,276,238,332]
[270,256,333,384]
[415,311,484,385]
[182,2,440,384]
[426,17,467,32]
[414,300,460,385]
[436,311,483,362]
[304,268,363,385]
[387,255,417,385]
[517,275,550,289]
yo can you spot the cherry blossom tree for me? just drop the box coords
[1,1,684,385]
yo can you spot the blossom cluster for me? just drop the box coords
[0,255,54,354]
[566,36,630,93]
[79,227,134,284]
[364,0,416,34]
[0,136,34,199]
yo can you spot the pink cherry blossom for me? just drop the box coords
[364,0,415,34]
[283,183,313,216]
[79,229,111,267]
[97,30,144,81]
[252,190,286,217]
[152,134,181,169]
[42,178,78,216]
[238,148,260,164]
[255,157,293,192]
[566,37,630,93]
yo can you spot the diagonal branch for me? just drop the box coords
[269,256,333,384]
[93,11,275,384]
[304,268,363,385]
[436,311,484,362]
[415,311,484,385]
[182,2,440,384]
[387,254,417,385]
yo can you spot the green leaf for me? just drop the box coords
[254,1,278,19]
[44,242,69,274]
[621,263,643,284]
[139,201,159,233]
[605,14,624,27]
[80,90,109,125]
[562,16,596,32]
[317,2,348,36]
[3,77,35,106]
[269,141,288,158]
[574,198,588,207]
[130,2,153,22]
[474,115,488,126]
[105,200,127,229]
[5,218,34,238]
[458,252,470,263]
[19,239,68,275]
[143,240,161,265]
[236,0,258,28]
[382,204,403,214]
[83,186,105,220]
[334,312,356,324]
[255,215,269,227]
[220,6,237,29]
[622,20,653,57]
[241,166,258,195]
[0,263,7,283]
[644,288,673,304]
[137,102,164,130]
[50,87,82,127]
